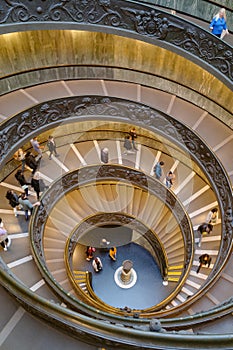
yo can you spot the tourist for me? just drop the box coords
[31,171,48,200]
[86,246,96,261]
[129,127,138,151]
[14,148,26,172]
[5,190,20,217]
[206,208,218,224]
[210,8,229,38]
[123,135,134,155]
[30,137,44,157]
[154,161,164,181]
[0,220,11,251]
[165,171,175,189]
[196,254,211,274]
[197,223,213,247]
[109,247,117,261]
[25,152,40,175]
[92,257,103,272]
[18,193,40,221]
[47,135,59,160]
[15,169,30,196]
[100,148,109,164]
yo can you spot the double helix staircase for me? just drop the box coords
[0,136,225,312]
[0,95,232,348]
[0,1,232,348]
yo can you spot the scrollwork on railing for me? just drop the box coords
[0,95,232,320]
[1,95,232,273]
[0,1,232,85]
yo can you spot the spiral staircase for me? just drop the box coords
[0,1,233,349]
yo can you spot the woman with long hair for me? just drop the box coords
[210,8,229,38]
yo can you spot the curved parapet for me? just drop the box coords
[0,1,232,88]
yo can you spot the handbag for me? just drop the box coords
[221,29,227,39]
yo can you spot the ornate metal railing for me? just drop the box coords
[1,258,233,349]
[0,95,232,272]
[0,95,232,347]
[0,0,232,88]
[139,0,233,30]
[31,166,193,314]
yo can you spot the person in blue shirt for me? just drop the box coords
[153,161,164,180]
[210,8,229,38]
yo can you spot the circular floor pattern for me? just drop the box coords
[114,266,137,289]
[72,243,176,309]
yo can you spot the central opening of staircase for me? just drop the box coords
[72,225,175,309]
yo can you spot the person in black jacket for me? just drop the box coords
[197,223,213,247]
[129,127,138,151]
[31,172,48,200]
[5,190,20,217]
[15,169,30,196]
[25,152,39,175]
[123,135,134,155]
[196,254,212,274]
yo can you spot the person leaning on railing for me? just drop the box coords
[210,8,229,39]
[14,148,26,172]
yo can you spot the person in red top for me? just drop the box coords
[86,246,96,261]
